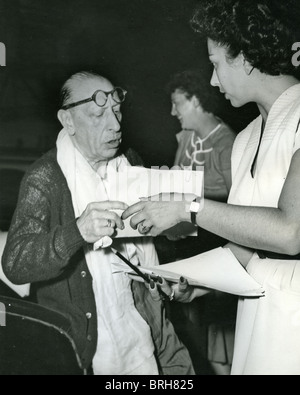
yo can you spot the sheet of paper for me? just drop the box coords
[0,232,30,298]
[114,247,265,297]
[107,166,203,238]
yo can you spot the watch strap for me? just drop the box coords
[190,197,201,225]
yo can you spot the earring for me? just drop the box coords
[247,66,254,76]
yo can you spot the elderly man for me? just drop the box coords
[2,71,194,375]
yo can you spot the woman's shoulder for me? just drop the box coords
[231,116,261,158]
[211,121,236,149]
[123,147,145,167]
[219,122,236,139]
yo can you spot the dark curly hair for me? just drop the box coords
[166,69,222,114]
[191,0,300,76]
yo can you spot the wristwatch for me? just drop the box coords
[189,197,202,225]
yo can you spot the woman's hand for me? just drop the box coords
[122,193,192,236]
[148,276,210,303]
[77,201,128,243]
[165,234,188,241]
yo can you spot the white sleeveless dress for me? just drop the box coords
[228,84,300,375]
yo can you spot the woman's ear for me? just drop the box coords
[57,109,75,136]
[192,95,204,113]
[192,95,201,109]
[240,53,255,76]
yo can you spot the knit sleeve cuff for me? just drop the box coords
[55,219,86,259]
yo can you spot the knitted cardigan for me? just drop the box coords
[2,148,194,374]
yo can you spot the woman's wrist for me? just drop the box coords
[182,197,203,224]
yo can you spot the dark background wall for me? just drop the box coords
[0,0,259,168]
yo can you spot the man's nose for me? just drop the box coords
[210,69,219,87]
[107,107,121,132]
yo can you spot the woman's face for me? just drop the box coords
[207,38,251,108]
[171,89,203,131]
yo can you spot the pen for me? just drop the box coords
[111,247,151,284]
[111,247,170,299]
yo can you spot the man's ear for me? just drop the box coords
[57,109,75,136]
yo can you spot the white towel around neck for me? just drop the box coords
[56,129,158,375]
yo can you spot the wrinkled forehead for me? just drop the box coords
[70,77,114,102]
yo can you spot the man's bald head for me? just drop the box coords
[59,71,110,109]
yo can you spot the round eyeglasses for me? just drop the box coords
[61,87,127,110]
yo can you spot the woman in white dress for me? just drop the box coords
[123,0,300,375]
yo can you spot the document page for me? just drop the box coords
[115,247,265,297]
[108,165,204,238]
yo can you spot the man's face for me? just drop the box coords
[68,77,122,163]
[171,89,200,131]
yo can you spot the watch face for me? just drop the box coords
[190,201,200,213]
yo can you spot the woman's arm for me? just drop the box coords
[196,148,300,254]
[123,149,300,256]
[225,242,254,268]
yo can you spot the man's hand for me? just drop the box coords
[122,193,192,236]
[77,201,128,243]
